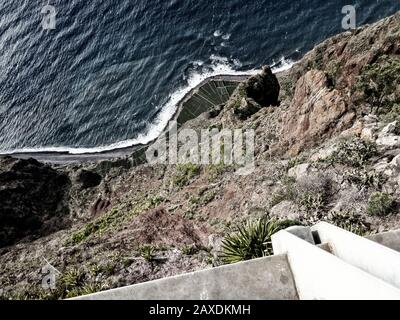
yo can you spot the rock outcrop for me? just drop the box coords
[0,157,71,248]
[234,97,262,120]
[278,70,354,156]
[231,66,280,121]
[245,66,280,107]
[76,169,102,189]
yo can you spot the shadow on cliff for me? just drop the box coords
[0,156,72,248]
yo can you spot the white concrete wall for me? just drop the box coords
[272,229,400,300]
[367,229,400,252]
[72,254,298,300]
[313,222,400,290]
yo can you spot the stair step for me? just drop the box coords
[272,228,400,300]
[312,222,400,290]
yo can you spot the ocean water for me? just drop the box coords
[0,0,399,154]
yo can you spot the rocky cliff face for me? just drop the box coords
[1,12,400,300]
[0,157,71,247]
[275,11,400,156]
[279,69,352,156]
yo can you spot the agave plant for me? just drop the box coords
[221,218,286,264]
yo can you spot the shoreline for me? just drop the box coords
[2,74,250,164]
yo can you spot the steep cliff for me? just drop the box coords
[1,11,400,300]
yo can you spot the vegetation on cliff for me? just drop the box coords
[1,12,400,300]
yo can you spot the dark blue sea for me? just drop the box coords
[0,0,399,154]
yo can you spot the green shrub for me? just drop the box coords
[355,55,400,114]
[147,195,165,207]
[269,192,289,208]
[328,138,377,168]
[269,176,296,207]
[189,188,217,209]
[206,162,229,182]
[381,104,400,124]
[68,283,103,298]
[280,77,295,101]
[62,268,86,290]
[54,268,99,299]
[67,196,158,246]
[181,244,198,255]
[328,211,371,236]
[309,45,325,70]
[345,169,387,190]
[270,174,330,214]
[89,263,116,277]
[296,174,332,214]
[277,219,304,229]
[139,245,156,262]
[172,163,200,188]
[0,267,105,300]
[299,192,326,213]
[367,192,396,217]
[287,157,304,170]
[221,219,291,264]
[325,61,342,87]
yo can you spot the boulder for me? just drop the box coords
[270,200,302,221]
[376,122,400,148]
[244,66,280,107]
[233,97,262,120]
[360,115,380,141]
[380,121,398,136]
[391,154,400,168]
[373,160,393,177]
[288,163,311,180]
[377,136,400,148]
[361,127,376,141]
[310,144,338,162]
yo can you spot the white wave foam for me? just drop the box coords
[213,30,222,37]
[3,57,296,155]
[193,60,204,66]
[271,56,295,73]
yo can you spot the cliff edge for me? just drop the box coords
[1,11,400,299]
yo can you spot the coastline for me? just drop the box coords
[1,74,251,164]
[1,10,400,300]
[1,59,296,164]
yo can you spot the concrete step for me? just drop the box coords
[272,224,400,300]
[366,229,400,253]
[312,222,400,290]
